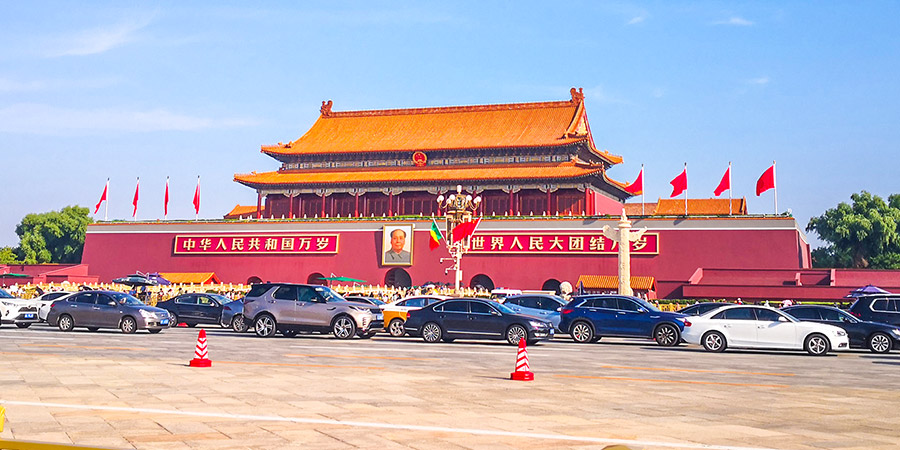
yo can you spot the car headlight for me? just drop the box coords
[834,330,847,337]
[139,310,155,318]
[528,320,547,328]
[349,305,371,313]
[891,329,900,336]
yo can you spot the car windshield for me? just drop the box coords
[631,297,660,312]
[109,292,143,305]
[210,294,235,304]
[314,286,345,302]
[835,309,859,323]
[0,289,14,299]
[494,302,516,315]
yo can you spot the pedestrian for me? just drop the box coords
[764,300,770,307]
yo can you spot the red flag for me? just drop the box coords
[756,164,775,195]
[94,180,108,214]
[624,168,643,195]
[132,178,140,218]
[192,177,201,214]
[451,217,482,243]
[164,177,170,217]
[669,167,687,197]
[714,166,731,197]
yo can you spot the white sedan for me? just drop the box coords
[682,305,849,356]
[34,291,75,321]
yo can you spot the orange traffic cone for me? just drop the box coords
[510,338,534,381]
[189,329,212,367]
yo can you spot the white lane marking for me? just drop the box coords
[289,344,516,356]
[0,400,781,450]
[0,335,73,341]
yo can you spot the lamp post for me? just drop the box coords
[436,185,481,293]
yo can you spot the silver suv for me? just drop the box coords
[242,283,383,339]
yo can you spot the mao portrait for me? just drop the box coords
[382,224,413,266]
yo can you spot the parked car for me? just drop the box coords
[501,294,567,331]
[403,298,554,345]
[344,296,388,308]
[682,305,849,356]
[242,283,383,339]
[848,294,900,327]
[558,295,687,346]
[785,305,900,353]
[47,290,170,334]
[382,295,451,337]
[221,298,246,332]
[677,302,734,317]
[0,288,40,328]
[157,293,233,328]
[35,291,75,322]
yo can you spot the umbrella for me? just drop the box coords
[576,280,586,296]
[146,273,171,286]
[845,285,891,298]
[317,276,367,283]
[112,274,158,287]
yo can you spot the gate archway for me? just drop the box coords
[542,278,562,295]
[385,268,412,288]
[308,272,326,285]
[246,276,262,285]
[470,274,495,291]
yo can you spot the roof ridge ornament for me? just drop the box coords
[320,100,333,116]
[570,87,584,103]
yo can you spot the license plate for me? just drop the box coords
[24,314,34,319]
[160,319,169,325]
[375,314,383,320]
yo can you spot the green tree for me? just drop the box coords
[14,206,93,264]
[806,191,900,268]
[0,246,21,264]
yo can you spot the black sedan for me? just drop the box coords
[403,298,553,345]
[156,293,233,327]
[784,305,900,353]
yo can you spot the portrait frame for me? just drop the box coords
[382,224,414,266]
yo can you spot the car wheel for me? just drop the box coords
[281,329,298,338]
[254,314,277,337]
[570,321,594,343]
[441,336,455,343]
[168,313,178,327]
[58,315,74,332]
[148,329,162,334]
[358,331,376,339]
[654,323,680,347]
[422,322,442,343]
[388,318,406,337]
[15,323,31,329]
[804,333,830,356]
[506,324,528,345]
[232,315,248,333]
[120,316,137,334]
[702,331,727,352]
[87,327,99,332]
[332,315,356,339]
[868,332,892,353]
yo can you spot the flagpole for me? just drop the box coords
[728,162,733,215]
[105,178,109,221]
[641,164,645,216]
[164,176,169,221]
[773,160,777,214]
[196,175,200,221]
[683,162,688,216]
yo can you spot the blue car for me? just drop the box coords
[502,294,567,331]
[559,295,687,346]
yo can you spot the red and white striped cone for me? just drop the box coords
[510,338,534,381]
[189,329,212,367]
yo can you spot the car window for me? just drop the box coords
[297,287,318,303]
[247,284,271,298]
[470,302,494,315]
[754,308,783,322]
[97,294,116,306]
[175,295,196,305]
[787,308,820,320]
[442,301,468,313]
[616,298,641,311]
[540,297,565,311]
[518,297,541,309]
[74,293,96,304]
[197,296,215,306]
[820,309,844,321]
[273,285,298,301]
[871,298,896,311]
[504,297,520,306]
[890,299,900,312]
[405,298,425,308]
[716,308,755,320]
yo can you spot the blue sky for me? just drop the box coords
[2,1,899,248]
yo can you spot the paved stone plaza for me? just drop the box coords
[1,326,898,449]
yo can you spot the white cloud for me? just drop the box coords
[0,77,120,93]
[0,103,258,135]
[748,76,770,85]
[44,15,155,57]
[627,15,646,25]
[713,16,754,26]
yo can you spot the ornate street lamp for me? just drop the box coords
[436,185,481,293]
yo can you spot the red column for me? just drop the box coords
[389,190,393,216]
[546,189,552,215]
[321,194,326,217]
[256,192,262,219]
[508,190,514,215]
[298,195,303,218]
[288,193,294,219]
[354,192,359,218]
[584,189,591,215]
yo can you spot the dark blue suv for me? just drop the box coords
[559,295,687,346]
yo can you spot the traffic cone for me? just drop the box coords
[510,338,534,381]
[189,329,212,367]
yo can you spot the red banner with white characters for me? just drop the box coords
[174,234,339,255]
[466,232,659,255]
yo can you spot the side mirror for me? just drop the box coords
[778,316,789,322]
[637,307,648,313]
[491,310,501,316]
[108,301,117,307]
[556,307,562,312]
